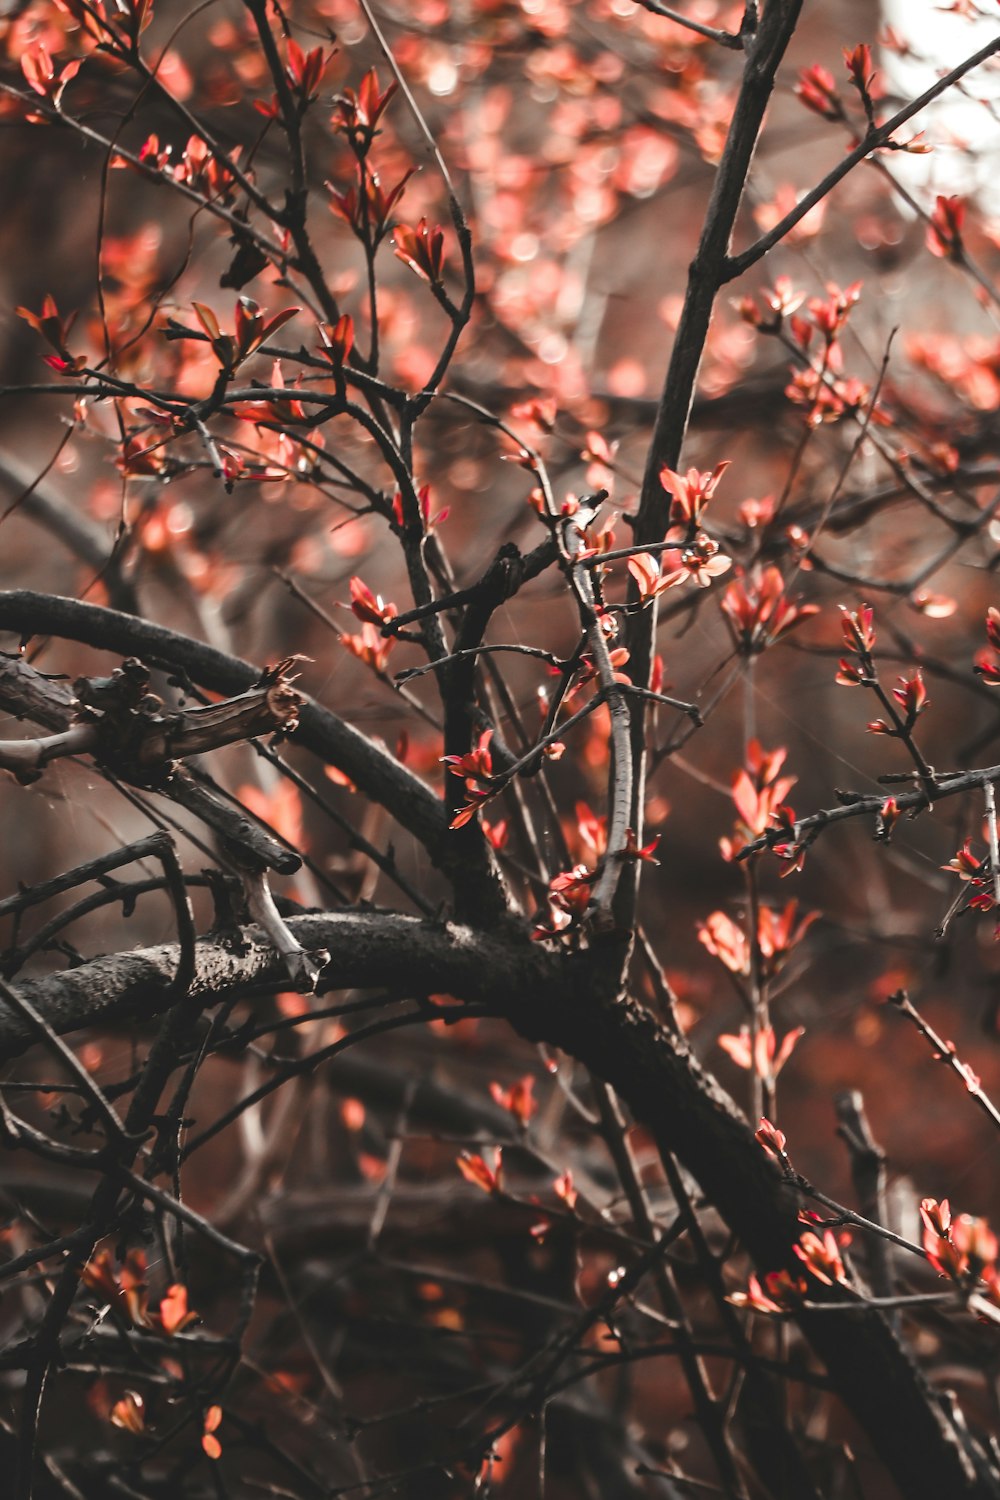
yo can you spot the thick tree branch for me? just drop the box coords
[0,913,551,1060]
[0,912,992,1496]
[0,591,510,922]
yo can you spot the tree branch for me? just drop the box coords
[0,910,993,1495]
[0,591,510,922]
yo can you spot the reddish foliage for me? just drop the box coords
[4,3,1000,1497]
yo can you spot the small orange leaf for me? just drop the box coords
[456,1149,502,1194]
[157,1283,198,1335]
[202,1405,223,1460]
[110,1391,146,1434]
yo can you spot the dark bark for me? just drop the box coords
[0,590,510,923]
[1,916,993,1498]
[0,912,557,1061]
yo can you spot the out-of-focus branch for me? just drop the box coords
[835,1090,894,1306]
[726,31,1000,280]
[0,451,137,614]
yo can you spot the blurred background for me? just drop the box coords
[2,0,1000,1493]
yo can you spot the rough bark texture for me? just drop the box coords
[0,591,510,921]
[2,919,991,1499]
[0,914,555,1061]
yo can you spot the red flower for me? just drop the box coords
[729,1269,807,1313]
[548,865,593,915]
[732,764,795,839]
[156,1283,199,1335]
[718,1024,804,1080]
[658,460,730,525]
[392,484,449,535]
[927,195,966,261]
[189,298,298,371]
[512,398,557,432]
[285,37,332,100]
[110,1391,146,1434]
[921,1198,999,1286]
[442,728,494,782]
[893,675,929,732]
[562,647,630,703]
[327,167,413,237]
[764,276,806,319]
[627,551,685,603]
[202,1406,223,1461]
[795,64,842,120]
[16,294,86,373]
[840,603,876,654]
[879,797,900,839]
[698,911,749,975]
[332,68,397,137]
[794,1229,848,1286]
[755,1117,788,1159]
[482,817,508,851]
[490,1075,537,1126]
[349,576,398,627]
[757,901,818,971]
[807,281,862,339]
[457,1148,503,1194]
[952,1214,998,1276]
[943,839,987,883]
[921,1197,951,1240]
[575,801,607,859]
[318,314,354,368]
[394,219,446,285]
[843,43,876,99]
[21,44,82,108]
[81,1248,150,1326]
[171,135,241,201]
[836,658,867,686]
[533,864,595,939]
[680,533,732,589]
[230,357,309,427]
[623,828,660,863]
[449,787,496,829]
[720,567,818,654]
[769,804,805,877]
[234,297,298,361]
[341,624,395,674]
[720,742,799,864]
[739,495,777,529]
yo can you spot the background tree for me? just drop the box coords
[2,1,1000,1496]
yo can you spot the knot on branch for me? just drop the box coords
[73,655,304,779]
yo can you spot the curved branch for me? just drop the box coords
[0,591,509,921]
[0,900,995,1488]
[0,910,994,1495]
[0,912,555,1061]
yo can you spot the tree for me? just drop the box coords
[1,0,1000,1494]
